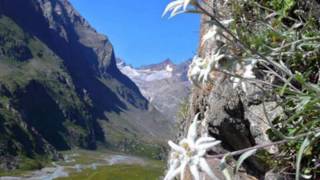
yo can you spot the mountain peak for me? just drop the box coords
[162,58,174,65]
[139,58,175,71]
[118,59,191,120]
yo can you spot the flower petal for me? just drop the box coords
[164,164,182,180]
[168,140,184,153]
[170,5,184,18]
[183,0,192,10]
[241,82,247,93]
[197,149,207,157]
[220,19,234,26]
[199,158,219,179]
[195,137,216,146]
[187,113,199,142]
[165,160,180,180]
[169,159,180,169]
[162,0,183,17]
[197,140,221,151]
[189,164,200,180]
[180,160,188,180]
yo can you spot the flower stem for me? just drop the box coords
[206,129,320,159]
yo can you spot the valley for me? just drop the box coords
[0,0,172,178]
[1,149,165,180]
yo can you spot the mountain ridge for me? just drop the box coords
[117,58,191,121]
[0,0,172,170]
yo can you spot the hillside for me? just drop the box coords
[0,0,172,171]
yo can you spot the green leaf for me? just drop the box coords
[296,137,311,180]
[306,83,320,94]
[235,149,257,174]
[296,96,311,112]
[295,72,305,85]
[219,154,233,180]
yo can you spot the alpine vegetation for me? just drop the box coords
[165,114,221,180]
[163,0,320,179]
[162,0,193,18]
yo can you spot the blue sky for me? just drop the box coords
[69,0,200,67]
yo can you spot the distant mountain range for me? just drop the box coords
[0,0,172,170]
[117,59,191,121]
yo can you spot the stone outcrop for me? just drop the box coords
[175,0,282,179]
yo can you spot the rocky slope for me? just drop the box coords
[0,0,171,171]
[117,59,191,121]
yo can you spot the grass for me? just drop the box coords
[0,147,166,179]
[56,150,166,180]
[56,163,164,180]
[0,156,49,177]
[0,169,30,177]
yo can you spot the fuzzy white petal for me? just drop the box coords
[183,0,192,10]
[164,164,183,180]
[199,158,219,179]
[197,149,207,157]
[231,77,240,88]
[190,164,200,180]
[241,82,247,93]
[197,141,221,150]
[180,160,188,180]
[170,5,184,18]
[162,0,183,17]
[220,19,234,26]
[168,140,184,153]
[195,137,217,146]
[187,113,199,142]
[165,159,180,180]
[201,27,219,46]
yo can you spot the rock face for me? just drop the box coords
[117,59,191,121]
[0,0,172,170]
[174,0,279,179]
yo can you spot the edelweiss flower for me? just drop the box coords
[188,56,206,87]
[201,19,234,46]
[230,59,256,93]
[164,114,221,180]
[162,0,193,18]
[188,50,225,87]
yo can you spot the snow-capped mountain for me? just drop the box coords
[117,59,191,121]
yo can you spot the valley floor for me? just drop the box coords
[0,150,165,180]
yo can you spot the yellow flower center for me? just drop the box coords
[181,142,194,157]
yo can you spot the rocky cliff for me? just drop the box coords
[175,0,278,179]
[0,0,172,171]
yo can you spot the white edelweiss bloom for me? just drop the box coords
[189,50,225,86]
[201,19,234,45]
[188,56,206,87]
[162,0,193,18]
[202,26,218,46]
[210,49,225,69]
[164,114,221,180]
[230,59,256,93]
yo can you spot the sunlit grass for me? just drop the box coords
[56,163,164,180]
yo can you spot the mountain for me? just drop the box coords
[117,59,191,121]
[0,0,172,170]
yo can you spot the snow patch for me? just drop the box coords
[166,64,173,72]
